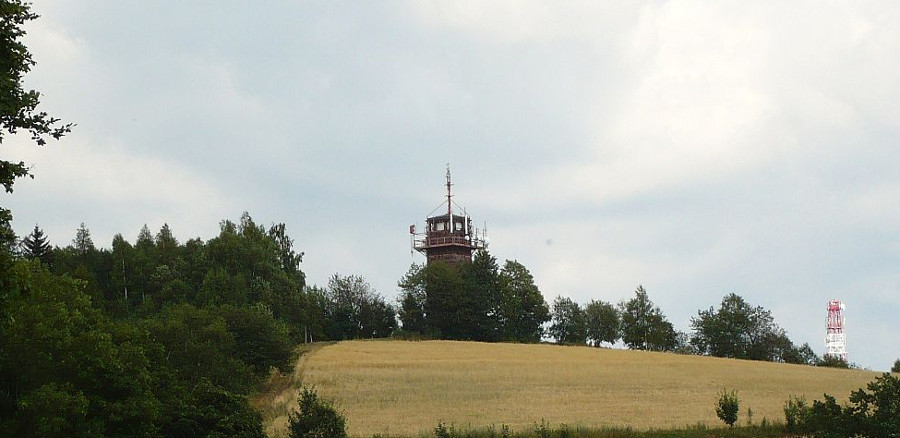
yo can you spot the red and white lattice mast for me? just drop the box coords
[824,300,848,363]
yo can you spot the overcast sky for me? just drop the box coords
[6,1,899,370]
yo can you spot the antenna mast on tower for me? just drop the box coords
[446,164,453,217]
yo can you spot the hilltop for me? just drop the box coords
[257,340,879,437]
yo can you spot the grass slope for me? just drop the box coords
[260,340,879,437]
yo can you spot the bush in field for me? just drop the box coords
[892,358,900,373]
[790,373,900,438]
[715,388,739,427]
[818,355,850,369]
[287,387,346,438]
[783,395,809,433]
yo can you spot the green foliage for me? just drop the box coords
[215,304,294,375]
[143,303,254,392]
[782,395,808,433]
[818,355,850,369]
[458,249,503,341]
[893,358,900,373]
[584,299,620,347]
[787,373,900,438]
[715,388,740,427]
[73,222,95,255]
[498,260,549,343]
[322,273,396,340]
[398,264,428,334]
[0,261,160,437]
[423,261,469,340]
[0,0,72,216]
[619,286,676,351]
[548,296,587,345]
[398,255,549,344]
[434,421,455,438]
[288,386,347,438]
[690,293,799,362]
[163,379,266,438]
[19,224,52,266]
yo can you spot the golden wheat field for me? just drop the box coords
[258,340,880,437]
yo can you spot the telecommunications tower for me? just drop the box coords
[824,300,848,363]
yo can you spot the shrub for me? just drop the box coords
[433,421,454,438]
[798,373,900,438]
[818,355,850,369]
[892,358,900,373]
[715,388,740,427]
[287,386,347,438]
[783,395,809,433]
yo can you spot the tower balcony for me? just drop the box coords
[413,234,482,251]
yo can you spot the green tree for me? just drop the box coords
[819,355,850,369]
[423,261,466,340]
[323,273,396,340]
[0,261,160,437]
[287,387,347,438]
[19,224,52,266]
[155,223,180,268]
[498,260,549,343]
[891,359,899,373]
[548,296,587,345]
[716,388,740,427]
[584,299,619,347]
[800,373,900,437]
[0,0,72,261]
[457,249,502,341]
[619,285,676,351]
[142,303,254,393]
[690,293,794,362]
[268,222,305,278]
[785,342,820,366]
[72,222,95,256]
[163,379,266,438]
[397,264,428,335]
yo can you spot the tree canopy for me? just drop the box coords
[619,286,676,351]
[396,252,549,343]
[690,293,808,363]
[548,296,587,345]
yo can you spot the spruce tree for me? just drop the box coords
[20,224,52,266]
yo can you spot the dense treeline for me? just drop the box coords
[404,260,830,367]
[543,286,824,365]
[397,251,549,343]
[3,214,399,436]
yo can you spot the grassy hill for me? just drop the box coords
[256,340,880,437]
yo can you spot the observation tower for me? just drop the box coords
[824,300,848,363]
[409,167,486,265]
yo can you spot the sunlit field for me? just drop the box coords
[262,340,879,437]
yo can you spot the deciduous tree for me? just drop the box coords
[0,0,72,259]
[691,293,794,362]
[585,299,619,347]
[498,260,549,343]
[619,285,676,351]
[548,296,587,345]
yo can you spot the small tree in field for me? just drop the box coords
[288,386,347,438]
[891,359,900,373]
[716,388,740,427]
